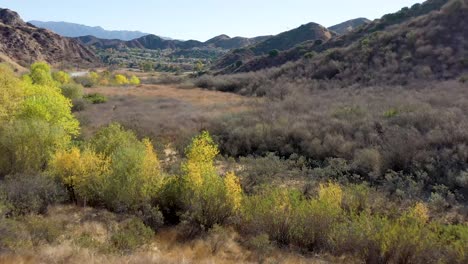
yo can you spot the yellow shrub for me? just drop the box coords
[129,75,141,85]
[52,71,71,85]
[49,147,110,203]
[183,131,219,190]
[409,202,429,223]
[114,74,129,85]
[318,182,343,209]
[224,171,242,211]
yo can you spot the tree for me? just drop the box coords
[19,81,79,136]
[0,64,24,123]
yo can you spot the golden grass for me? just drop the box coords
[76,84,258,140]
[0,206,346,264]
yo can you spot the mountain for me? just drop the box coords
[214,0,460,76]
[0,9,97,68]
[205,35,272,50]
[212,22,334,71]
[28,21,158,41]
[216,0,467,84]
[76,33,271,51]
[328,18,371,35]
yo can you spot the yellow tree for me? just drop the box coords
[49,147,110,204]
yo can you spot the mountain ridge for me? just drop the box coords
[0,9,98,68]
[28,20,173,41]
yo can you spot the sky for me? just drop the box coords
[0,0,424,41]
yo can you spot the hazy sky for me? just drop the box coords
[0,0,423,41]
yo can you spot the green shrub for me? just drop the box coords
[88,124,163,212]
[71,98,87,112]
[24,215,63,246]
[60,83,84,100]
[0,219,32,250]
[268,49,279,57]
[1,173,66,216]
[384,108,399,118]
[111,218,154,253]
[73,76,97,88]
[84,93,108,104]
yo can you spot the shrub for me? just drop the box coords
[113,74,129,85]
[84,93,108,104]
[180,131,243,229]
[0,219,32,250]
[28,62,54,86]
[60,83,84,100]
[110,218,154,253]
[48,147,111,205]
[242,183,344,249]
[268,49,280,57]
[1,173,66,216]
[129,75,141,85]
[52,71,71,85]
[0,120,70,175]
[74,76,95,88]
[24,215,63,246]
[89,124,163,212]
[71,98,87,112]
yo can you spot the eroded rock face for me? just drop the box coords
[0,8,98,67]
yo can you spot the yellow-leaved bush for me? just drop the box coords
[129,75,141,85]
[114,74,129,85]
[48,147,110,204]
[180,131,242,228]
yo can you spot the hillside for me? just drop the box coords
[29,20,155,41]
[214,0,460,78]
[212,22,334,71]
[0,9,97,68]
[328,18,371,35]
[268,0,467,84]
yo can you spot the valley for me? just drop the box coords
[0,0,467,263]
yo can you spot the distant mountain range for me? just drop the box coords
[28,21,172,41]
[0,9,97,68]
[75,34,272,51]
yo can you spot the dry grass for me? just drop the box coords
[76,84,257,143]
[0,206,345,264]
